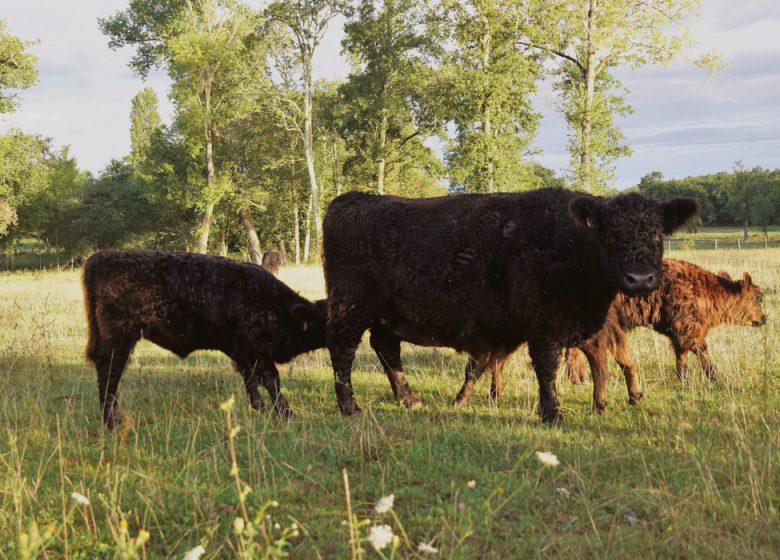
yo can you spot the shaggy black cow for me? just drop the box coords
[83,250,327,428]
[323,188,699,424]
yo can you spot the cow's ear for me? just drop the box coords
[743,272,753,286]
[291,303,318,331]
[569,196,599,230]
[661,197,700,234]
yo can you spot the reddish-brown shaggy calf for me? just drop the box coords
[83,250,327,428]
[454,259,765,411]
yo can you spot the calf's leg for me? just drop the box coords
[489,352,507,404]
[369,327,422,409]
[580,340,610,413]
[259,362,293,420]
[93,338,136,429]
[528,340,563,425]
[674,346,690,382]
[566,347,590,385]
[453,353,492,406]
[610,329,643,405]
[231,359,266,412]
[694,341,719,381]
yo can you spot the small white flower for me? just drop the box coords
[233,517,245,534]
[375,494,394,514]
[367,525,394,550]
[270,500,279,507]
[183,545,206,560]
[555,487,571,498]
[466,480,476,489]
[290,523,298,530]
[417,541,439,554]
[70,492,90,506]
[535,451,560,467]
[273,522,281,530]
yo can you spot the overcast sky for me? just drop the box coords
[2,0,779,189]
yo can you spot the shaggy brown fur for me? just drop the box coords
[262,250,282,275]
[83,250,327,428]
[566,259,766,410]
[323,188,699,424]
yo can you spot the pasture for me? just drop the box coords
[0,250,778,558]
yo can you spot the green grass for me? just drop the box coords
[0,253,778,558]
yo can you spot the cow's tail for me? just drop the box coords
[82,253,101,364]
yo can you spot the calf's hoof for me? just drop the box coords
[103,409,122,430]
[451,393,470,408]
[403,395,424,410]
[338,399,363,417]
[628,392,644,405]
[276,407,295,422]
[593,400,608,414]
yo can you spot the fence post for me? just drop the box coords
[668,240,672,252]
[715,239,718,251]
[737,238,741,251]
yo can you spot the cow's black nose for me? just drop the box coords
[623,271,656,293]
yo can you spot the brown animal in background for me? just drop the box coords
[454,260,765,412]
[262,250,282,275]
[566,259,765,411]
[83,250,327,428]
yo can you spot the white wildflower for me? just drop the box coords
[466,480,476,489]
[417,542,439,554]
[70,492,90,506]
[535,451,560,467]
[375,494,395,514]
[273,522,281,530]
[183,545,206,560]
[555,487,571,498]
[367,525,394,550]
[270,500,279,507]
[233,517,245,534]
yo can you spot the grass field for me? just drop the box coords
[0,250,778,558]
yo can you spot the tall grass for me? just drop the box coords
[0,252,777,558]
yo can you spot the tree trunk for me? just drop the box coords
[743,218,749,241]
[579,0,597,193]
[377,109,388,195]
[198,84,216,253]
[239,207,263,265]
[219,227,228,257]
[303,192,312,262]
[480,20,494,193]
[332,138,342,197]
[279,238,288,264]
[290,146,301,265]
[302,56,322,248]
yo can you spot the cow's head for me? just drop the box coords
[717,272,766,327]
[570,192,699,296]
[290,298,329,351]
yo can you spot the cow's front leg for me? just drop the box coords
[233,360,266,412]
[94,338,136,429]
[694,342,719,381]
[369,327,422,409]
[327,308,368,416]
[528,340,563,425]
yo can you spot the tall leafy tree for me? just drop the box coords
[439,0,541,193]
[101,0,265,253]
[129,87,163,167]
[340,0,442,195]
[523,0,723,192]
[0,131,49,237]
[0,20,38,114]
[266,0,346,247]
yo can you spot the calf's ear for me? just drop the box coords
[717,270,732,280]
[662,197,700,234]
[742,272,753,286]
[291,303,319,331]
[569,196,599,230]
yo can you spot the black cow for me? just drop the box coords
[322,188,698,424]
[83,250,327,428]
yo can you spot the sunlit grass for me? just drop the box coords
[0,250,777,557]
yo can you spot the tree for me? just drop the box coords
[439,0,541,193]
[101,0,265,253]
[0,130,50,237]
[524,0,723,192]
[266,0,346,249]
[340,0,442,195]
[0,20,38,114]
[129,87,163,167]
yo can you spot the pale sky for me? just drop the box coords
[2,0,779,189]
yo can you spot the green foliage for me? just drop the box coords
[129,87,163,167]
[439,0,541,193]
[0,20,38,114]
[0,130,50,237]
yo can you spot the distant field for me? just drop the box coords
[0,251,777,558]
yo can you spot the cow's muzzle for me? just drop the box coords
[620,269,658,295]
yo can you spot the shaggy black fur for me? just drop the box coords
[83,250,327,428]
[322,187,699,424]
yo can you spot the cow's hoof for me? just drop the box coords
[404,396,424,410]
[593,401,608,414]
[628,392,644,405]
[103,409,122,430]
[339,402,363,417]
[541,409,564,426]
[451,395,469,408]
[277,407,295,422]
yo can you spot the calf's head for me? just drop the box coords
[290,299,329,352]
[719,272,766,327]
[570,192,699,296]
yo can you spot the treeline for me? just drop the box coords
[0,1,745,263]
[635,166,780,239]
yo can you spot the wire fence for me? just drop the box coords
[666,238,780,251]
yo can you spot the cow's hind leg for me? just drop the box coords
[528,341,563,425]
[674,344,690,382]
[453,353,491,407]
[93,338,136,429]
[369,327,422,409]
[489,353,507,405]
[232,359,266,412]
[259,362,293,420]
[694,341,719,381]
